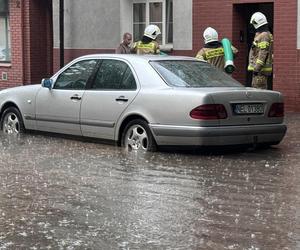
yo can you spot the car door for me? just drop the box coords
[35,59,98,135]
[80,59,139,140]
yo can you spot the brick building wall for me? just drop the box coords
[0,0,23,89]
[0,0,52,89]
[1,0,299,112]
[273,0,299,112]
[192,0,300,112]
[26,0,53,83]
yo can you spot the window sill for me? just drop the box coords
[0,62,11,67]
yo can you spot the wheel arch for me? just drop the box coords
[0,101,20,119]
[117,114,150,146]
[0,102,26,133]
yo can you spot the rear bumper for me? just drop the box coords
[150,123,287,146]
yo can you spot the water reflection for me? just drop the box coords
[0,114,299,249]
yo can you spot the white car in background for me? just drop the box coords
[0,54,287,151]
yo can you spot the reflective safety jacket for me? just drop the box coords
[132,41,160,55]
[196,46,238,70]
[248,31,273,76]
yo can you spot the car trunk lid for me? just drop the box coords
[207,88,284,126]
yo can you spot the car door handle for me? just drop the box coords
[70,94,82,101]
[115,96,128,102]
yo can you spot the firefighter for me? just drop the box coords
[196,27,238,71]
[132,24,161,55]
[248,12,273,89]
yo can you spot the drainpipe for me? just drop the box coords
[59,0,64,68]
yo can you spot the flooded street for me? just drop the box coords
[0,114,299,250]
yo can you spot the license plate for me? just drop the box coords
[233,103,264,114]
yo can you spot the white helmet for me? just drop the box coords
[144,24,161,40]
[203,27,218,44]
[250,12,268,29]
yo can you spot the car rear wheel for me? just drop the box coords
[1,107,25,134]
[121,119,157,152]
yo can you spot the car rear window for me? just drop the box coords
[150,60,243,88]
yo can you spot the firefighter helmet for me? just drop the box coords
[250,12,268,29]
[203,27,218,44]
[144,24,161,40]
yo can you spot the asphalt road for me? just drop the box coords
[0,114,299,250]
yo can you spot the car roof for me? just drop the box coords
[76,54,203,63]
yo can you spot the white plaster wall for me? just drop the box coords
[119,0,193,50]
[120,0,133,43]
[53,0,120,49]
[53,0,59,48]
[53,0,193,50]
[298,0,300,49]
[173,0,192,50]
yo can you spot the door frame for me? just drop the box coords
[232,3,274,88]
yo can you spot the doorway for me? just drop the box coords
[233,3,273,89]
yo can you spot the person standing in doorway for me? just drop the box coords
[248,12,273,89]
[115,32,133,54]
[132,24,161,55]
[196,27,238,72]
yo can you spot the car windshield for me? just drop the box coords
[150,60,243,88]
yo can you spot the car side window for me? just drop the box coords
[92,59,136,90]
[54,59,98,90]
[122,67,137,90]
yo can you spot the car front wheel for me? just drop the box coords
[121,119,157,152]
[1,107,25,134]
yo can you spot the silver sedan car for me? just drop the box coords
[0,54,287,151]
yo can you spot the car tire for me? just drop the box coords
[0,107,25,134]
[121,119,157,152]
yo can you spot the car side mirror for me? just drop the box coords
[41,78,53,89]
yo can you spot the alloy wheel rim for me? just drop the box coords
[125,125,148,151]
[3,112,20,134]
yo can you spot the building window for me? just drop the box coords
[0,0,10,62]
[133,0,173,46]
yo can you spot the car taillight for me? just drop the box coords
[190,104,227,120]
[268,103,284,117]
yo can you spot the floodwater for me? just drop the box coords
[0,114,299,250]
